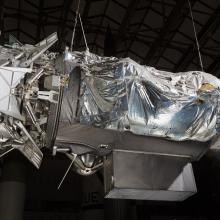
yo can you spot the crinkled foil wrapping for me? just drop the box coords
[64,50,220,142]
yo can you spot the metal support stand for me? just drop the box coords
[104,199,135,220]
[82,173,104,220]
[0,152,27,220]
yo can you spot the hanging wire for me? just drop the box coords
[187,0,204,72]
[79,13,89,51]
[57,153,77,190]
[70,0,81,52]
[0,148,14,159]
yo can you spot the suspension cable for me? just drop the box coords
[79,13,89,51]
[70,0,81,52]
[187,0,204,72]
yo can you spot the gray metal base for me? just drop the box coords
[0,152,27,220]
[104,151,197,201]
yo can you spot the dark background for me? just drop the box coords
[1,0,220,73]
[0,0,220,219]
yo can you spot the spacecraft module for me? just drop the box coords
[0,33,219,201]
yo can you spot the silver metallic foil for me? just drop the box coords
[64,50,220,142]
[0,33,58,168]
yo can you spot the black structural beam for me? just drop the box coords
[92,0,110,52]
[0,152,27,220]
[57,0,75,50]
[207,55,220,76]
[104,25,115,56]
[0,0,5,44]
[174,5,220,72]
[143,0,196,66]
[4,13,37,25]
[24,0,38,9]
[17,0,21,40]
[125,0,154,57]
[114,0,141,49]
[74,0,92,49]
[36,0,44,42]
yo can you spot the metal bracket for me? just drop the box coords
[38,90,59,103]
[52,145,70,156]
